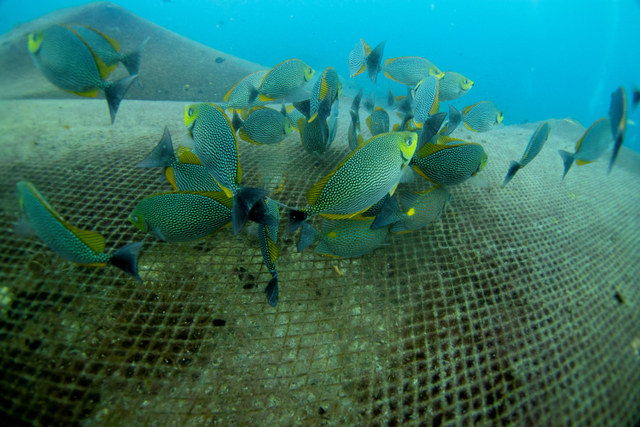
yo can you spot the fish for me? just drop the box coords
[462,101,504,132]
[502,122,550,187]
[411,139,488,186]
[348,109,364,151]
[412,75,440,128]
[309,67,341,122]
[27,24,138,124]
[416,112,447,152]
[251,59,314,106]
[350,87,364,112]
[129,191,273,243]
[363,90,375,114]
[347,39,386,84]
[136,126,222,192]
[633,85,640,110]
[287,131,418,233]
[438,71,474,101]
[184,103,273,234]
[297,92,333,154]
[558,117,612,180]
[232,105,293,145]
[392,113,415,132]
[297,218,390,258]
[395,92,414,122]
[607,87,627,174]
[361,194,390,218]
[371,186,451,233]
[69,24,149,77]
[366,106,390,136]
[387,84,396,108]
[440,105,462,136]
[382,56,444,86]
[223,70,269,112]
[17,181,143,281]
[258,198,280,307]
[215,57,225,64]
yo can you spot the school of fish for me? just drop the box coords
[18,28,638,307]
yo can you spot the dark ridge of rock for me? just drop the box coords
[0,1,266,102]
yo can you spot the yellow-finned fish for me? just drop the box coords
[17,181,143,281]
[412,75,440,128]
[411,139,488,186]
[347,39,386,84]
[297,218,391,258]
[461,101,504,132]
[309,67,341,122]
[252,59,314,105]
[28,24,138,123]
[382,56,444,86]
[223,70,269,112]
[502,122,550,187]
[558,117,612,180]
[438,71,474,101]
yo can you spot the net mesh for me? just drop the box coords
[1,100,639,427]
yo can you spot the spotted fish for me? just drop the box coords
[232,106,293,145]
[258,198,280,307]
[136,126,221,192]
[411,138,488,186]
[69,24,149,77]
[558,117,612,180]
[223,70,269,112]
[502,122,550,187]
[366,106,390,136]
[288,131,417,233]
[412,75,440,128]
[28,24,138,123]
[462,101,504,132]
[251,59,314,106]
[438,71,473,101]
[309,67,341,122]
[348,109,364,151]
[184,103,273,235]
[347,39,386,84]
[297,218,390,258]
[371,186,451,233]
[17,181,143,281]
[382,56,444,86]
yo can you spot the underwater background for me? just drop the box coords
[1,0,640,150]
[1,1,640,426]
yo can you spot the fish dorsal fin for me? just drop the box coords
[194,191,234,209]
[265,233,279,263]
[248,106,269,113]
[65,25,110,79]
[76,24,121,52]
[373,106,385,112]
[64,224,106,254]
[239,127,262,145]
[366,115,373,133]
[178,151,202,165]
[383,58,395,67]
[22,182,64,222]
[436,135,465,145]
[164,167,178,190]
[462,102,482,116]
[307,149,361,205]
[417,142,450,158]
[575,119,604,151]
[576,159,593,166]
[361,39,371,56]
[392,123,399,132]
[319,71,330,101]
[430,80,440,115]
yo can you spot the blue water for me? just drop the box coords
[1,0,639,151]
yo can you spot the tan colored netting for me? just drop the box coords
[1,100,639,427]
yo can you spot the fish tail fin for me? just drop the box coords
[297,223,318,252]
[231,109,243,133]
[104,74,138,124]
[136,125,176,168]
[365,40,386,84]
[121,37,149,83]
[109,242,144,283]
[607,134,624,175]
[265,273,279,307]
[232,187,269,235]
[246,83,259,113]
[247,198,279,226]
[558,150,574,180]
[371,196,401,230]
[288,209,310,234]
[502,161,521,187]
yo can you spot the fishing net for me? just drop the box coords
[1,99,639,427]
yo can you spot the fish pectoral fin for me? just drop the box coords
[239,128,263,145]
[178,151,203,165]
[389,182,399,196]
[68,88,100,98]
[151,227,167,241]
[164,167,178,190]
[258,94,276,102]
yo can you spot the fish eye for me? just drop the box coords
[464,79,469,84]
[131,214,139,222]
[187,108,193,117]
[406,138,412,146]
